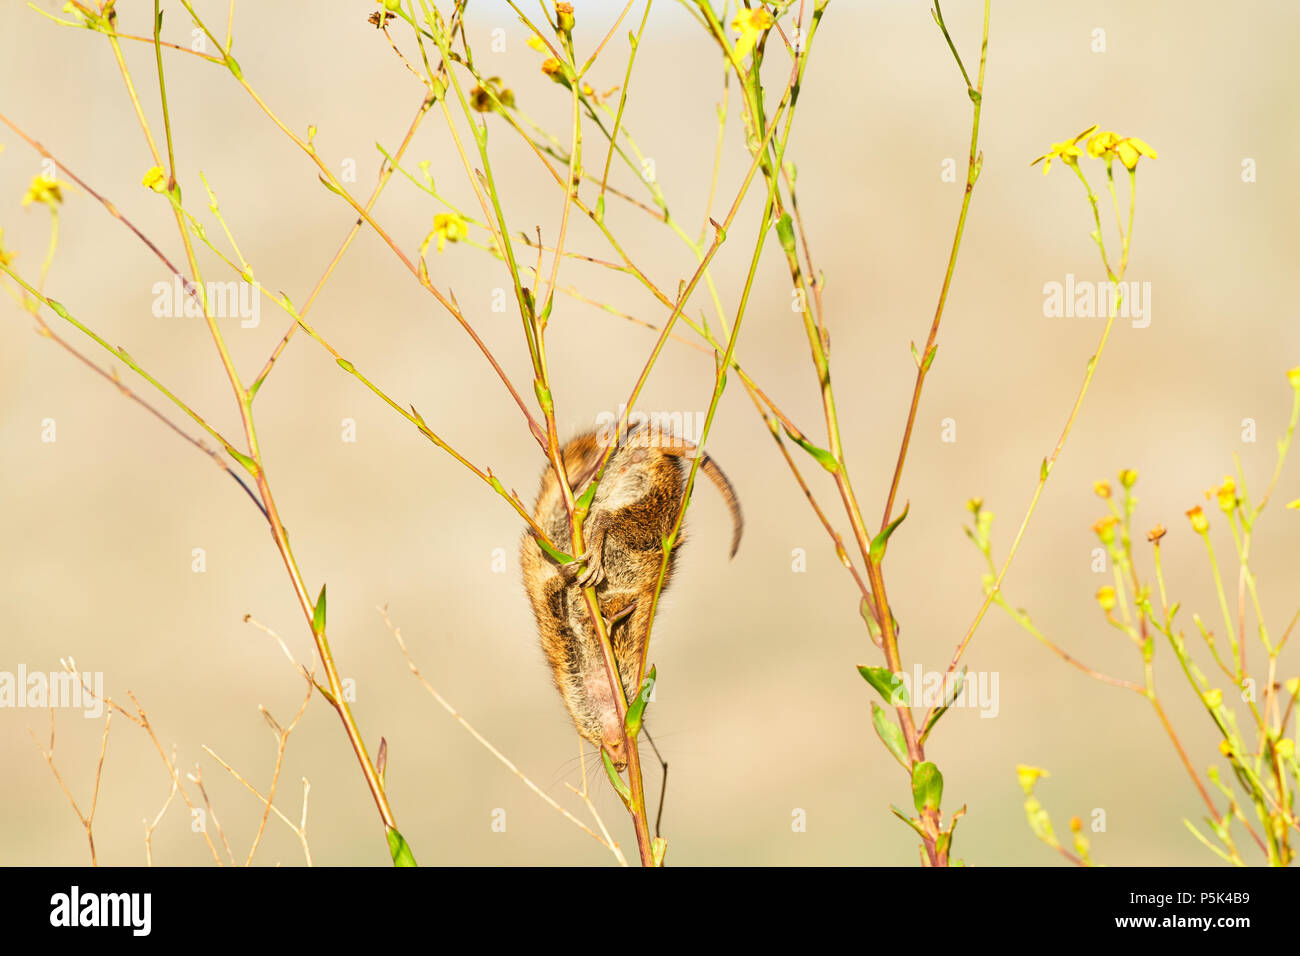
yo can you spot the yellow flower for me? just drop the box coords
[1210,476,1236,513]
[142,166,167,193]
[526,35,547,53]
[0,228,15,268]
[731,7,775,61]
[1203,688,1223,709]
[1186,505,1209,534]
[22,174,65,207]
[1086,131,1157,171]
[431,212,467,252]
[470,78,514,111]
[1146,524,1166,543]
[1277,738,1295,761]
[1096,585,1117,612]
[1114,136,1157,171]
[1092,514,1119,544]
[1287,366,1300,390]
[555,2,574,33]
[1086,130,1120,158]
[1118,469,1138,489]
[1030,125,1097,175]
[1016,765,1049,794]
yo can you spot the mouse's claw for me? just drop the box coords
[576,559,605,589]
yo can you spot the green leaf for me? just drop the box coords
[870,502,910,563]
[594,193,606,224]
[911,761,943,814]
[534,535,575,565]
[779,423,838,473]
[921,344,938,373]
[651,837,667,867]
[336,357,355,373]
[890,804,926,839]
[47,298,74,323]
[871,702,909,769]
[1040,457,1051,481]
[860,597,882,641]
[533,379,553,413]
[228,447,258,473]
[575,480,598,510]
[624,666,656,737]
[602,749,632,809]
[225,55,243,81]
[312,584,326,636]
[919,666,966,744]
[857,665,908,705]
[774,213,796,254]
[386,826,418,867]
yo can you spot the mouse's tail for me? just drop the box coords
[699,453,744,558]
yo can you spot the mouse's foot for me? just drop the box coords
[575,554,606,589]
[603,598,637,627]
[560,548,606,588]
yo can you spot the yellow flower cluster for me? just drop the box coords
[1032,125,1157,175]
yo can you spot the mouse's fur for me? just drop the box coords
[520,425,742,770]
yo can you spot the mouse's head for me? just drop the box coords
[576,665,630,771]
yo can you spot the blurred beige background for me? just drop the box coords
[2,0,1297,866]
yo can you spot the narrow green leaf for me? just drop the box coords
[624,666,656,737]
[779,423,838,473]
[336,357,355,373]
[228,448,257,473]
[911,761,943,814]
[871,702,909,769]
[602,749,632,808]
[386,826,418,867]
[533,380,553,413]
[534,535,575,565]
[774,213,796,254]
[312,584,326,636]
[921,344,938,372]
[919,666,966,744]
[857,665,908,705]
[594,193,606,224]
[47,298,73,323]
[870,502,910,563]
[575,479,598,511]
[890,804,926,839]
[651,837,667,866]
[860,597,882,641]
